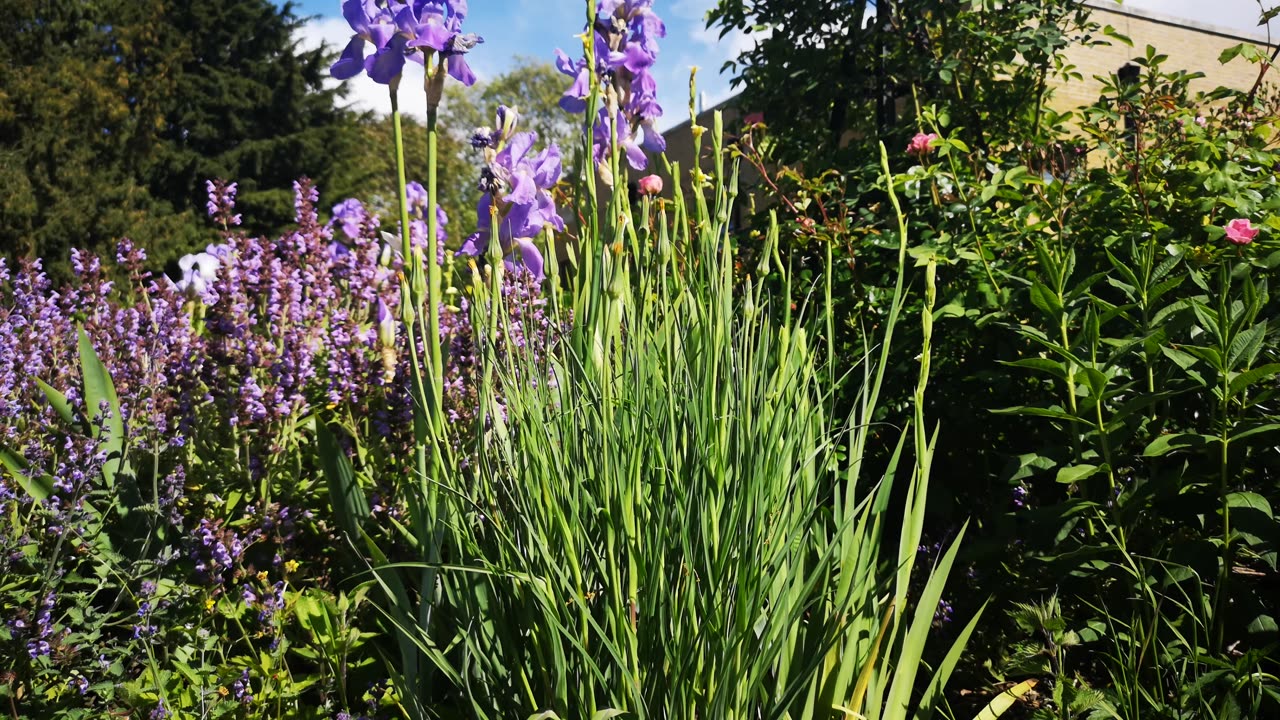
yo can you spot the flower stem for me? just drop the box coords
[390,86,431,468]
[426,102,444,426]
[391,89,414,293]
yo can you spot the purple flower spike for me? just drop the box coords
[206,179,241,227]
[404,181,449,262]
[331,198,370,241]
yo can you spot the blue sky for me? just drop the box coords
[290,0,754,129]
[289,0,1279,129]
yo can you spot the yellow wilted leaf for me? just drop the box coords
[973,679,1039,720]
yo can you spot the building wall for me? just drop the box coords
[1051,1,1276,114]
[659,105,762,229]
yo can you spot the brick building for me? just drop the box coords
[1052,1,1276,114]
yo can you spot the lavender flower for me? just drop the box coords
[192,519,247,584]
[1012,485,1029,509]
[206,179,242,227]
[934,598,954,626]
[332,198,373,241]
[406,180,450,260]
[233,669,253,704]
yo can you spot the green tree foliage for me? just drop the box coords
[0,0,177,271]
[0,0,363,276]
[143,1,365,245]
[709,0,1097,164]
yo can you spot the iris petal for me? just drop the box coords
[330,37,367,80]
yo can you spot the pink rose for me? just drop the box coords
[638,174,663,196]
[1195,115,1207,127]
[907,132,939,156]
[1225,218,1259,245]
[743,112,765,126]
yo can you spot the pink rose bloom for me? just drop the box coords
[1195,115,1207,127]
[907,132,939,156]
[1225,218,1259,245]
[638,174,663,196]
[743,111,765,126]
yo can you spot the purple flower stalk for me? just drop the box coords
[406,180,450,262]
[206,179,242,227]
[331,198,373,241]
[1012,485,1029,509]
[457,107,564,280]
[556,0,666,181]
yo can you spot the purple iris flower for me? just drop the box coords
[554,34,625,115]
[331,0,405,84]
[555,0,666,177]
[399,0,483,86]
[330,0,480,86]
[592,109,646,170]
[458,118,564,281]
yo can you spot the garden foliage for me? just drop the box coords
[4,0,1280,718]
[716,0,1280,713]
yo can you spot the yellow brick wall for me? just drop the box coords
[1049,3,1275,113]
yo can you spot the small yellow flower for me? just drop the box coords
[284,559,300,574]
[256,570,269,583]
[218,686,230,697]
[204,598,215,612]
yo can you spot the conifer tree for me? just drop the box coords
[0,0,365,275]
